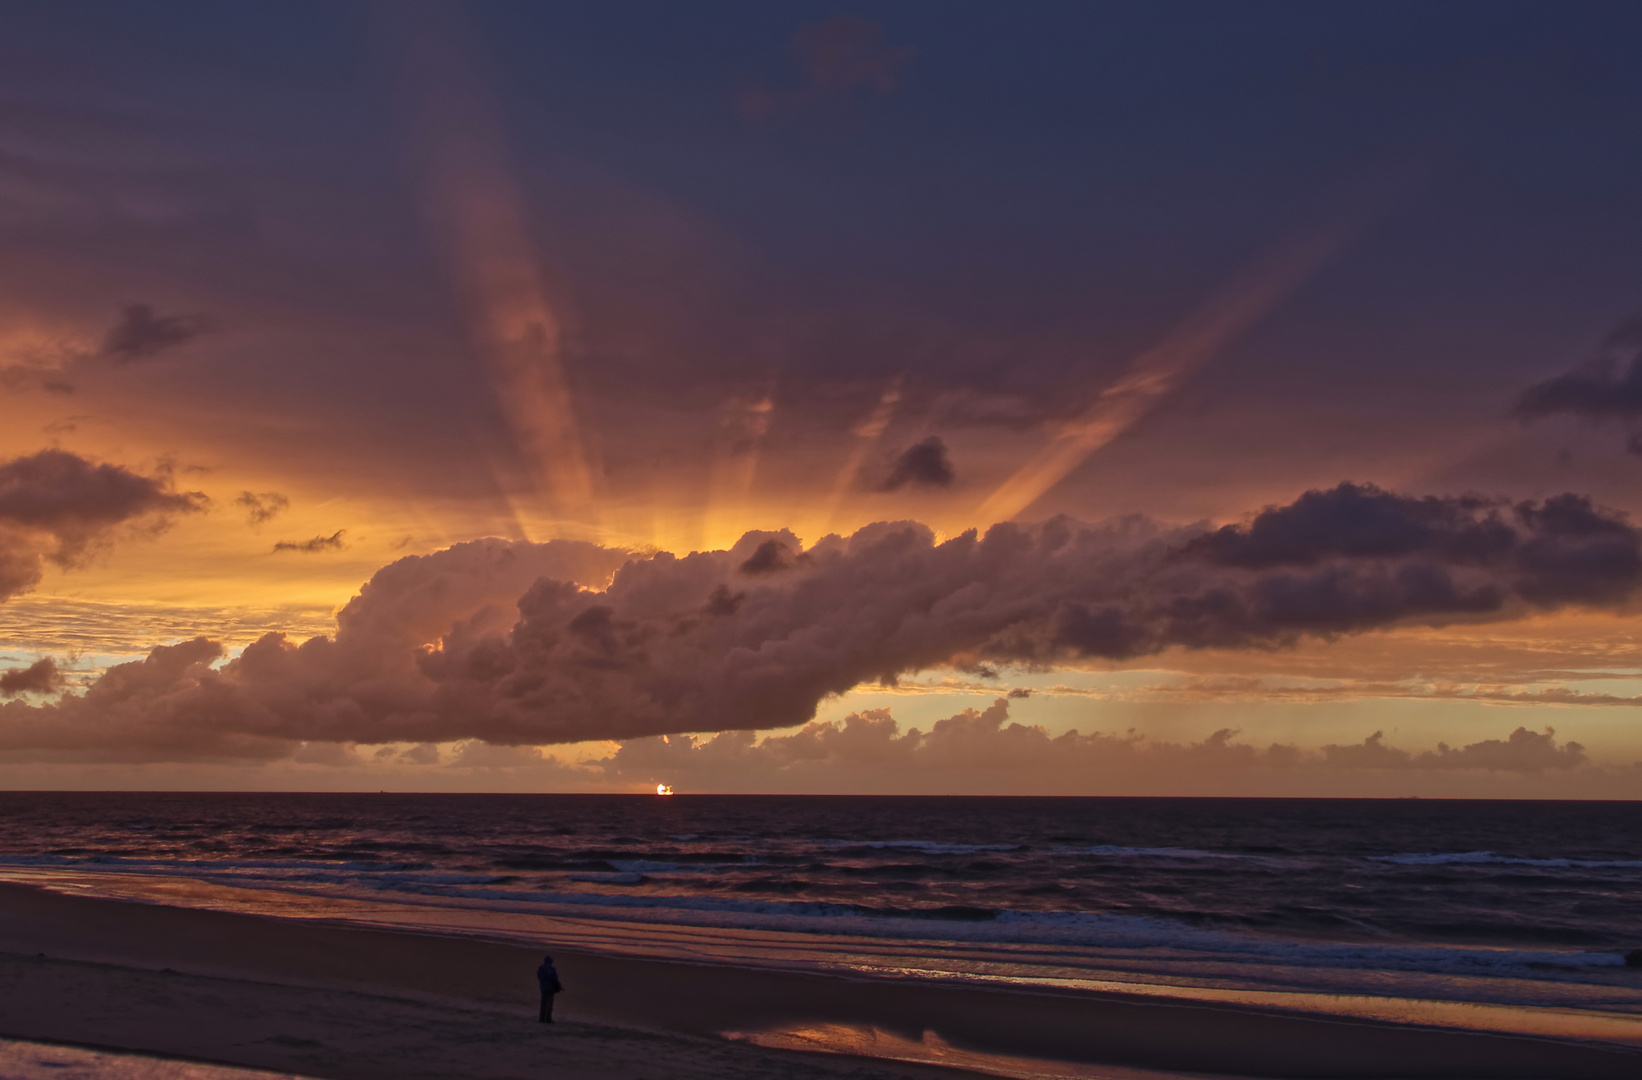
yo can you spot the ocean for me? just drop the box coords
[4,792,1640,1028]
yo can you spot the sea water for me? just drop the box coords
[3,793,1640,1029]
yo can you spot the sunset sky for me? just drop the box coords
[5,1,1642,794]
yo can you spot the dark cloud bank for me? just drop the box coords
[0,449,205,602]
[3,481,1640,763]
[597,698,1588,793]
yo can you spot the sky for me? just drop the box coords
[5,0,1642,794]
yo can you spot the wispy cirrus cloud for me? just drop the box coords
[0,595,336,656]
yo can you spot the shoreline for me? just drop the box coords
[10,864,1640,1028]
[3,882,1641,1079]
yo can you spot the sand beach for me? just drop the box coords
[2,882,1639,1080]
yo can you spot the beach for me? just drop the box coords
[0,881,976,1080]
[2,882,1639,1080]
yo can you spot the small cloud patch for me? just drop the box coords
[0,657,63,696]
[878,436,954,491]
[101,303,211,365]
[237,491,289,527]
[273,530,346,554]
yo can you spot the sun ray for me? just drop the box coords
[974,221,1359,526]
[700,390,775,550]
[393,2,599,533]
[815,374,904,538]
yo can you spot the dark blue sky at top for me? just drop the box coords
[9,2,1642,308]
[6,0,1642,497]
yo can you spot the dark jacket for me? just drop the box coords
[536,960,562,994]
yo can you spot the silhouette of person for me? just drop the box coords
[536,954,563,1023]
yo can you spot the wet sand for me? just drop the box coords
[0,953,979,1080]
[0,1037,315,1080]
[2,882,1639,1080]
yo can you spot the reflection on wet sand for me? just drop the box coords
[0,1039,314,1080]
[726,1023,1219,1080]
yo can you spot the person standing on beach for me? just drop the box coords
[536,954,563,1023]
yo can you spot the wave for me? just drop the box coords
[1373,851,1642,869]
[6,853,430,873]
[1074,845,1241,860]
[822,840,1022,855]
[4,852,1634,990]
[339,878,1637,978]
[0,854,503,887]
[606,859,725,874]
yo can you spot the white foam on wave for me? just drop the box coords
[6,849,1632,983]
[327,875,1634,983]
[5,856,1638,1022]
[8,844,1639,1001]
